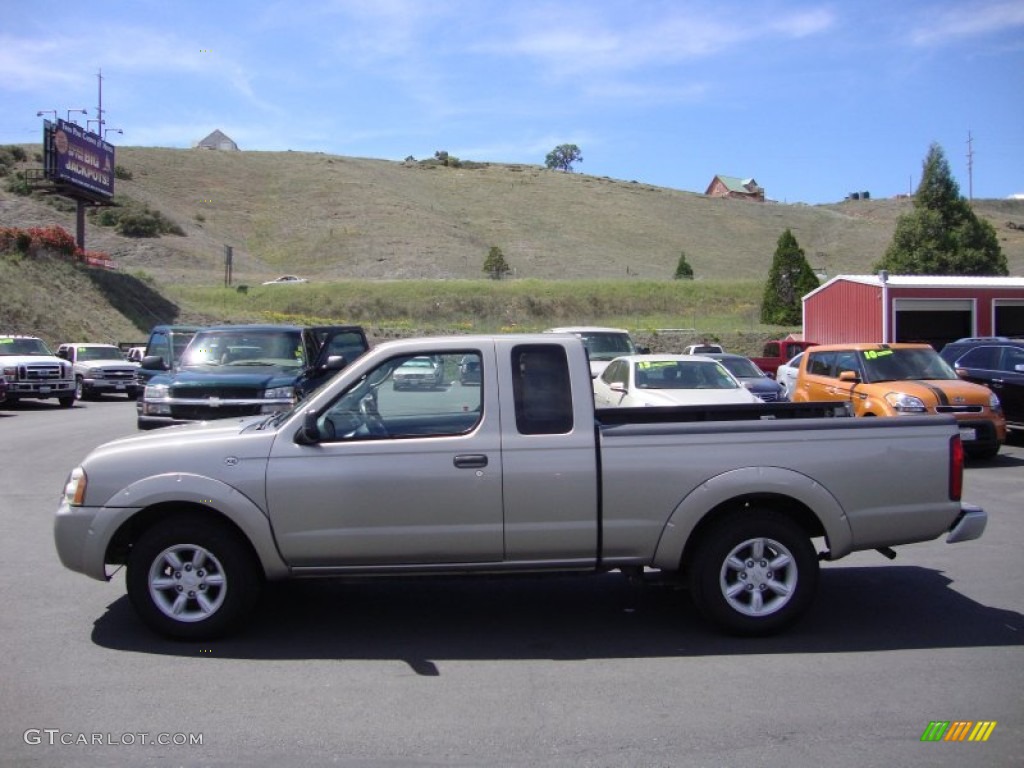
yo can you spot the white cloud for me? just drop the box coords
[475,5,837,77]
[910,1,1024,46]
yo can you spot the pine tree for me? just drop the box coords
[761,229,820,325]
[875,143,1007,276]
[482,246,511,280]
[673,251,694,280]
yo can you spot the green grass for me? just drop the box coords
[167,278,794,354]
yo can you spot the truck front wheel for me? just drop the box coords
[688,510,818,636]
[127,515,263,640]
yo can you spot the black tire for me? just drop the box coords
[688,509,818,636]
[965,444,1000,460]
[74,376,85,400]
[58,395,75,408]
[127,515,263,640]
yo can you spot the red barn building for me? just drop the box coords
[802,274,1024,350]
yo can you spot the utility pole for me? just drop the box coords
[966,130,974,202]
[95,69,105,138]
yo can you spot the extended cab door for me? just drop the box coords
[493,338,600,564]
[266,344,504,566]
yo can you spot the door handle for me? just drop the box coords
[453,454,488,469]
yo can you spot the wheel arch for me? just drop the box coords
[96,474,290,581]
[652,465,854,571]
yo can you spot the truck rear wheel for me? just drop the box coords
[127,515,263,640]
[688,510,818,636]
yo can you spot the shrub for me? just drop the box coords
[4,173,31,195]
[27,226,77,256]
[114,164,133,180]
[0,145,28,176]
[116,212,161,237]
[90,195,185,238]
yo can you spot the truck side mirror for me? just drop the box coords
[294,410,322,445]
[320,354,347,373]
[140,355,168,371]
[838,370,861,383]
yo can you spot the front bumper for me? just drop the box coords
[8,381,74,397]
[946,504,987,544]
[54,500,140,581]
[84,378,138,394]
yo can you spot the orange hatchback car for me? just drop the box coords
[792,343,1006,459]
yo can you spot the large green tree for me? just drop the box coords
[545,144,583,172]
[761,229,820,325]
[875,143,1007,276]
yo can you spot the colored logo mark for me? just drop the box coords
[921,721,997,742]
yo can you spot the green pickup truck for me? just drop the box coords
[137,323,368,429]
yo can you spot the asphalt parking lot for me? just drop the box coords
[1,398,1021,767]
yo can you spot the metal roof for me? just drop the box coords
[804,274,1024,300]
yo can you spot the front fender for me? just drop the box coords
[651,465,854,570]
[91,473,289,580]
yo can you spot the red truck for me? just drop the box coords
[751,339,818,378]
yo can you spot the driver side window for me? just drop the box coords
[317,352,483,441]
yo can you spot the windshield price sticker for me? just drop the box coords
[863,349,893,360]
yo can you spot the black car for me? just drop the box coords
[940,337,1024,431]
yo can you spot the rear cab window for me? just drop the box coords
[511,344,574,435]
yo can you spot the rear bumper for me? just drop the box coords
[946,504,987,543]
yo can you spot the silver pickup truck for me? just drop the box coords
[55,334,986,640]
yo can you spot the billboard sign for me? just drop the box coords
[44,119,115,199]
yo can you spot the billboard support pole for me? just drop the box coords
[76,200,86,251]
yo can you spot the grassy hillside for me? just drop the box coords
[4,146,1022,287]
[1,145,1022,351]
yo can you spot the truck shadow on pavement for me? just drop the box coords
[91,565,1023,673]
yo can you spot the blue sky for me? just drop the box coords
[2,0,1022,203]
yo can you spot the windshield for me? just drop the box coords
[578,332,636,362]
[0,337,53,356]
[861,348,958,382]
[181,329,305,368]
[635,360,740,390]
[717,357,763,379]
[76,346,124,361]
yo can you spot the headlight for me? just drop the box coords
[884,392,927,413]
[63,467,87,506]
[265,386,295,400]
[989,392,1002,412]
[144,383,169,400]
